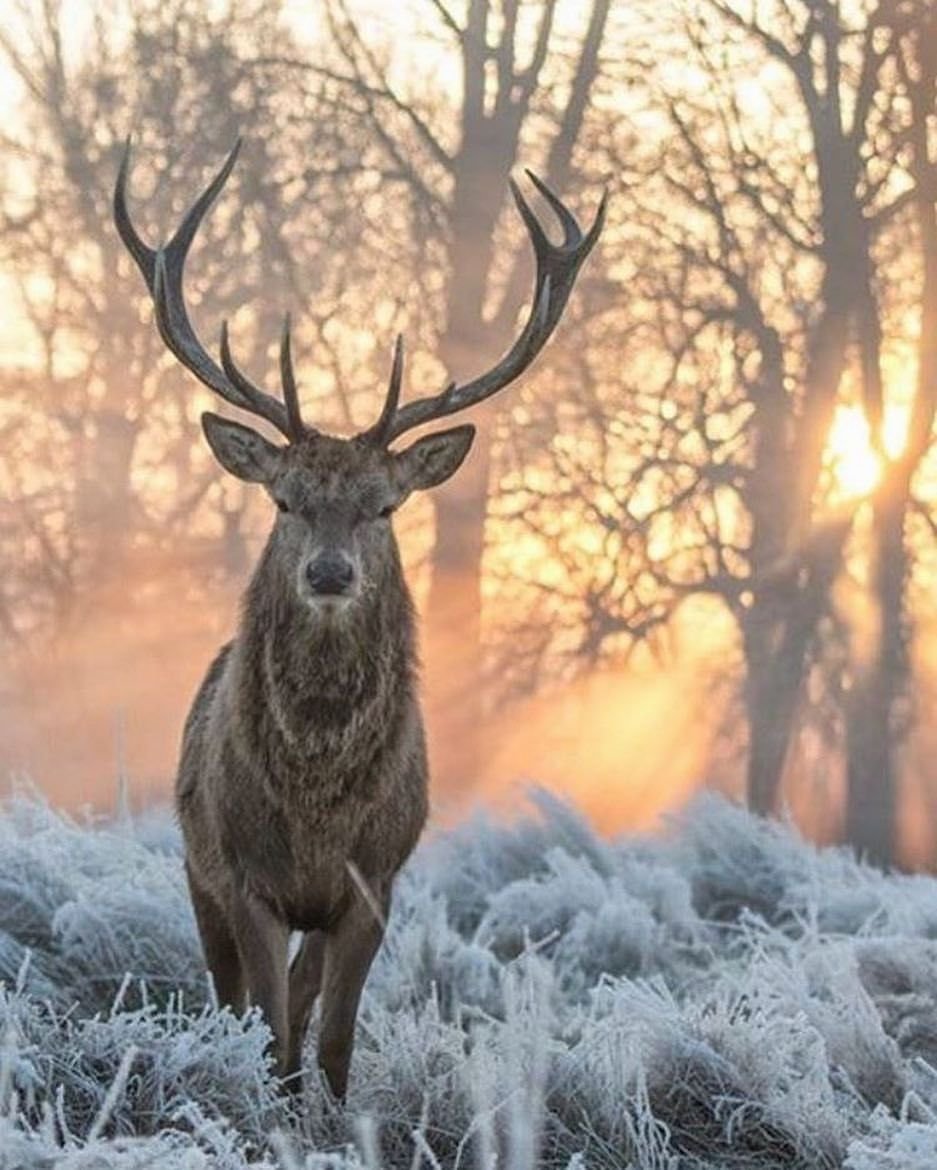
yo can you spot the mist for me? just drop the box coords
[1,0,936,873]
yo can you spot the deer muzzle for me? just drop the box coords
[304,552,356,597]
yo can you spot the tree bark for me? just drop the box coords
[744,522,848,815]
[424,127,514,790]
[844,480,907,866]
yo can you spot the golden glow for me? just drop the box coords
[470,596,740,832]
[825,402,911,500]
[826,405,882,498]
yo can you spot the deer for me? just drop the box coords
[113,139,604,1101]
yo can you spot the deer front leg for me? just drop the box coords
[284,929,326,1091]
[317,893,387,1099]
[186,863,244,1011]
[229,892,291,1078]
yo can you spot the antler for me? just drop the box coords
[362,171,606,447]
[114,139,307,441]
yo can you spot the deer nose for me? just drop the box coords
[305,552,355,596]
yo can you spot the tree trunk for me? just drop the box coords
[745,519,851,814]
[845,108,937,863]
[744,607,804,815]
[421,124,507,789]
[844,481,908,866]
[424,427,492,788]
[421,0,611,793]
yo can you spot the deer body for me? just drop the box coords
[175,438,430,1095]
[114,140,602,1100]
[178,536,425,932]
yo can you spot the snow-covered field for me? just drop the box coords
[2,787,937,1169]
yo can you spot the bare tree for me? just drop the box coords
[0,0,391,642]
[498,0,937,861]
[844,2,937,863]
[0,0,381,791]
[300,0,615,787]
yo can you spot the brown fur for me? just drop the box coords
[176,431,470,1098]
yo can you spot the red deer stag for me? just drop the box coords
[114,139,604,1099]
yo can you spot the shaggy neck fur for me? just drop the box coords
[231,531,417,776]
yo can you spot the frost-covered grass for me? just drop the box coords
[2,787,937,1168]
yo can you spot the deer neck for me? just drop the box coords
[233,537,415,752]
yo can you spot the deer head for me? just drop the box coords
[114,140,605,614]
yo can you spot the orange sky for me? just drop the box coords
[2,0,936,865]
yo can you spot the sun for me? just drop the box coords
[826,405,883,499]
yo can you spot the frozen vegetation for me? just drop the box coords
[2,786,937,1168]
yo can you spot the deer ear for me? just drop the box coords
[394,424,476,492]
[201,412,283,483]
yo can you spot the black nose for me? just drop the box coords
[305,553,355,596]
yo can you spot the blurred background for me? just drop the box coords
[0,0,935,868]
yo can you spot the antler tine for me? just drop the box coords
[361,335,405,446]
[115,138,294,440]
[114,138,157,287]
[523,169,583,248]
[215,319,280,425]
[279,314,307,439]
[379,174,606,445]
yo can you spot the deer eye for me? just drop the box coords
[274,497,290,514]
[378,503,396,519]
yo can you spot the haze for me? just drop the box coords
[1,0,935,871]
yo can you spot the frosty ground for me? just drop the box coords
[2,789,937,1169]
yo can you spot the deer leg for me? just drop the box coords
[283,929,326,1090]
[229,893,291,1078]
[317,894,386,1100]
[185,862,244,1011]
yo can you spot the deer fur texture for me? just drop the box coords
[176,431,466,1097]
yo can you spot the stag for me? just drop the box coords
[114,140,604,1099]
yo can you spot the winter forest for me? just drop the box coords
[2,0,937,1165]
